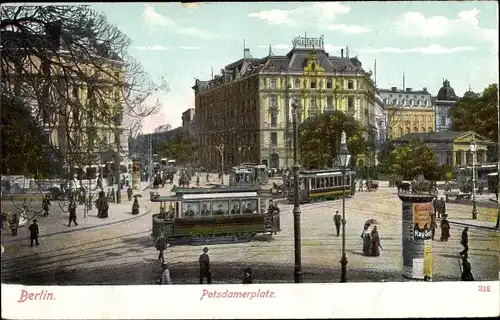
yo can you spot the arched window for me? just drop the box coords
[396,99,400,105]
[410,99,415,105]
[310,80,317,89]
[428,127,433,132]
[348,80,354,89]
[398,127,403,136]
[413,127,418,132]
[405,127,411,134]
[417,100,421,105]
[420,127,425,132]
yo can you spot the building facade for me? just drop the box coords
[194,36,379,171]
[393,131,492,167]
[434,79,459,132]
[379,86,435,140]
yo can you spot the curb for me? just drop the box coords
[1,206,152,244]
[447,219,499,232]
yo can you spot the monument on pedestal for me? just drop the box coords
[398,175,437,280]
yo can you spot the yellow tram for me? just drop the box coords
[151,186,281,245]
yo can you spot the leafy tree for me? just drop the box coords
[381,139,438,180]
[156,138,196,164]
[450,84,498,142]
[1,94,64,177]
[298,111,366,169]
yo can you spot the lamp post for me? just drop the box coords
[337,131,351,283]
[469,141,478,220]
[215,143,224,185]
[291,101,302,283]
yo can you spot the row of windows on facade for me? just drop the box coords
[395,127,434,136]
[269,96,356,111]
[384,98,432,107]
[397,114,434,122]
[266,78,358,90]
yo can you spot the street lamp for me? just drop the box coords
[336,131,351,283]
[469,141,478,220]
[291,101,302,283]
[215,143,224,185]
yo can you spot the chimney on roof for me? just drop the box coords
[244,48,250,59]
[423,87,427,92]
[406,88,412,92]
[391,87,397,92]
[341,48,344,58]
[346,46,349,58]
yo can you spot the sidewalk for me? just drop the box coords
[1,182,153,244]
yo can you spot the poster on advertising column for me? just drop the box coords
[413,202,432,240]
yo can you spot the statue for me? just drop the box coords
[96,190,109,218]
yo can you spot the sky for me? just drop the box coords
[91,1,499,133]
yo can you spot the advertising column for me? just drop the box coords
[132,160,141,191]
[399,194,434,280]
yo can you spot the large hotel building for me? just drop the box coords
[193,36,382,171]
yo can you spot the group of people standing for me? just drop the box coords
[156,243,253,285]
[360,222,382,257]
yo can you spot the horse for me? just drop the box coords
[396,180,410,193]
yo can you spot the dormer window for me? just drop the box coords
[348,80,354,89]
[310,80,317,89]
[311,62,316,71]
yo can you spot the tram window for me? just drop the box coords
[320,178,324,188]
[235,174,240,183]
[230,200,241,214]
[242,199,258,214]
[212,200,229,215]
[346,176,350,185]
[329,177,333,187]
[182,201,200,217]
[200,201,211,216]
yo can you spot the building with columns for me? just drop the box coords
[393,131,492,167]
[193,35,379,171]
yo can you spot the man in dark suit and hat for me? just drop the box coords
[199,247,211,284]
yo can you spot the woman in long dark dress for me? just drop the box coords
[361,223,371,256]
[370,226,381,257]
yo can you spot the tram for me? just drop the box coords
[151,186,281,244]
[229,167,256,187]
[286,168,356,203]
[239,163,269,185]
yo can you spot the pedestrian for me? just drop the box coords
[242,267,253,284]
[459,227,469,257]
[196,175,200,187]
[361,223,371,256]
[333,210,341,237]
[438,197,446,219]
[432,197,438,217]
[461,254,474,281]
[206,172,210,183]
[370,226,381,257]
[29,219,39,247]
[9,213,19,236]
[440,214,451,242]
[42,195,51,217]
[358,180,363,192]
[127,186,133,201]
[160,263,172,284]
[68,200,78,227]
[199,247,211,284]
[430,213,437,241]
[156,231,167,264]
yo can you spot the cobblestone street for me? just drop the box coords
[1,181,498,285]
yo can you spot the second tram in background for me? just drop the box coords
[285,168,356,203]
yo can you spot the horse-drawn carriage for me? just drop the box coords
[396,175,438,196]
[443,181,471,202]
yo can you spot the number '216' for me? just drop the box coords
[478,285,491,292]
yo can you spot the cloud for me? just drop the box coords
[142,4,218,38]
[143,4,176,28]
[248,2,352,27]
[135,45,170,51]
[359,45,475,54]
[326,24,371,34]
[395,8,496,42]
[178,46,203,50]
[179,27,219,39]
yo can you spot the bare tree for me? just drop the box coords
[1,5,168,207]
